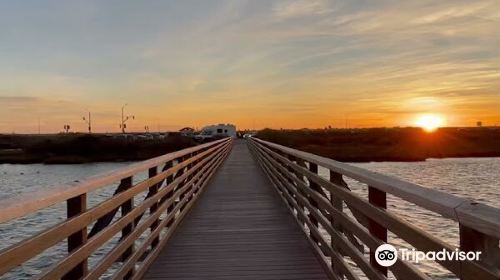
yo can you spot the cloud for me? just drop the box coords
[0,0,499,131]
[272,0,332,19]
[0,96,40,103]
[411,3,488,25]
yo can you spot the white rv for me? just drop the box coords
[195,124,236,141]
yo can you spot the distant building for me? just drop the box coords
[179,127,195,137]
[194,124,236,141]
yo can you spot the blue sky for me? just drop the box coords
[1,0,499,132]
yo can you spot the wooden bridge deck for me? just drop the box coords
[143,140,329,280]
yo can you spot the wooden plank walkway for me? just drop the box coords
[143,140,329,280]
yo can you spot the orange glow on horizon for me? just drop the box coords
[415,114,445,132]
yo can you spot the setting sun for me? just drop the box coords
[415,114,445,132]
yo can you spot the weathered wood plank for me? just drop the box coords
[368,186,387,276]
[63,194,88,280]
[143,140,329,280]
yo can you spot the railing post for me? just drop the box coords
[120,176,135,279]
[368,186,387,276]
[284,155,297,209]
[178,155,189,212]
[329,171,345,229]
[296,158,312,228]
[185,152,196,205]
[148,166,160,249]
[308,162,320,244]
[63,193,88,280]
[329,171,345,278]
[165,160,175,227]
[288,155,307,226]
[459,224,500,279]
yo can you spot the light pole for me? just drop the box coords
[120,104,135,133]
[82,111,92,133]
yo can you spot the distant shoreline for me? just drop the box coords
[0,133,198,164]
[256,127,500,163]
[2,127,500,164]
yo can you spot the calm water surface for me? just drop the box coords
[1,157,499,279]
[0,162,136,279]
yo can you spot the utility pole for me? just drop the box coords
[38,117,41,134]
[83,111,92,133]
[120,103,135,133]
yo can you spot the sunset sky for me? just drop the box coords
[1,0,500,133]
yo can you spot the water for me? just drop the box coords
[0,162,139,279]
[1,158,499,279]
[351,157,500,209]
[0,163,132,201]
[318,157,500,279]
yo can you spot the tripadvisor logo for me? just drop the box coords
[375,244,398,267]
[375,243,482,267]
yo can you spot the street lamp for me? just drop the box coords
[120,104,135,133]
[82,111,92,133]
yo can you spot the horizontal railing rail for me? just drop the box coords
[249,137,500,280]
[0,137,232,280]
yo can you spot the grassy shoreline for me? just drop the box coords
[0,133,198,164]
[256,127,500,162]
[2,127,499,164]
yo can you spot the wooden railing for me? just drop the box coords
[248,137,500,280]
[0,137,232,280]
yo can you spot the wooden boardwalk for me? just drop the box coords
[2,138,498,280]
[143,140,329,280]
